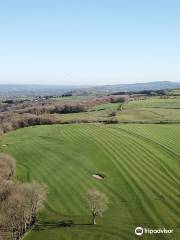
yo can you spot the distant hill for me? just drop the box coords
[93,81,180,93]
[0,84,82,99]
[0,81,180,99]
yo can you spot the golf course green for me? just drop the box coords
[0,124,179,240]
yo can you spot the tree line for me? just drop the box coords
[0,154,47,240]
[0,95,129,134]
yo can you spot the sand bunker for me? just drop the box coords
[92,174,104,180]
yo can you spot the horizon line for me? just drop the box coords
[0,80,179,87]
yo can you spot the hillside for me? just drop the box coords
[0,124,179,240]
[94,81,180,93]
[0,81,180,98]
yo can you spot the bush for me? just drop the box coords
[0,154,16,183]
[53,103,87,114]
[110,95,129,103]
[109,111,117,117]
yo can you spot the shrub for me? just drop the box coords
[110,95,129,103]
[109,111,117,117]
[0,154,16,183]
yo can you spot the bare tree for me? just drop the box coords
[0,154,16,183]
[1,187,28,240]
[0,182,47,240]
[22,182,47,224]
[110,95,129,104]
[0,153,47,240]
[86,189,108,225]
[109,111,117,117]
[0,181,13,204]
[110,95,129,111]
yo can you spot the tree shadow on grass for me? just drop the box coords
[34,220,92,231]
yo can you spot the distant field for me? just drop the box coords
[53,95,95,101]
[118,96,180,122]
[55,96,180,123]
[169,89,180,95]
[0,124,180,240]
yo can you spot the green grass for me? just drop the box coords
[117,97,180,122]
[50,96,180,123]
[126,96,180,109]
[52,95,95,101]
[0,124,180,239]
[169,89,180,96]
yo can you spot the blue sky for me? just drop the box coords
[0,0,180,85]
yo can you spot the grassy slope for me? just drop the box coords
[0,124,180,240]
